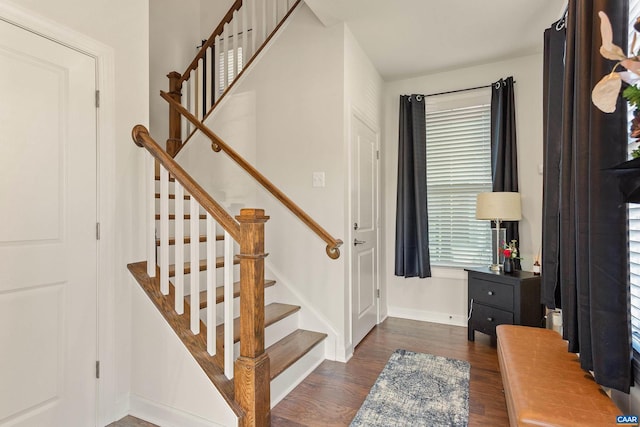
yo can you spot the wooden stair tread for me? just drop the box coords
[192,280,277,309]
[155,193,191,200]
[167,256,240,276]
[266,330,327,380]
[216,303,301,345]
[155,214,207,220]
[156,234,223,246]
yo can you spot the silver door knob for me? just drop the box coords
[354,238,366,246]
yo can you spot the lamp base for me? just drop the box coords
[490,263,501,271]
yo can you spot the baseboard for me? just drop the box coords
[387,306,467,327]
[129,394,235,427]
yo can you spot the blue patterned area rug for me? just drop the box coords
[350,349,470,427]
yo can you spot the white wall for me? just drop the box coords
[382,53,544,326]
[0,0,149,424]
[130,286,237,427]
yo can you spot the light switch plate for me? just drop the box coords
[312,172,325,188]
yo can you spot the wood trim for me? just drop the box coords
[234,208,270,427]
[166,71,183,156]
[159,93,344,259]
[178,0,243,85]
[132,125,241,241]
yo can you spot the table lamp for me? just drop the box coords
[476,192,522,271]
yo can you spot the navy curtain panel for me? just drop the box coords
[395,95,431,278]
[541,18,566,309]
[541,0,631,393]
[490,77,520,268]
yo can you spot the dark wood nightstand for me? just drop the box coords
[466,267,543,341]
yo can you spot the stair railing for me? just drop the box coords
[133,125,270,425]
[160,91,344,260]
[166,0,303,156]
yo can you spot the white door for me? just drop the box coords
[0,18,98,427]
[351,115,379,347]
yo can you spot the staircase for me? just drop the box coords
[127,2,342,426]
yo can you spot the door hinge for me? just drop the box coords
[376,150,380,160]
[95,90,100,108]
[95,361,100,379]
[376,289,380,298]
[96,222,100,240]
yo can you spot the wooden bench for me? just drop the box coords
[496,325,620,426]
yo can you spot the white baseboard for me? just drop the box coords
[387,306,467,327]
[128,394,235,427]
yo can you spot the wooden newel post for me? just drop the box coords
[167,71,183,157]
[235,208,271,427]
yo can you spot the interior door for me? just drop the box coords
[0,18,98,427]
[351,114,379,347]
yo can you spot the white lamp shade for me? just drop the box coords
[476,192,522,221]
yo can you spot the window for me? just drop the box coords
[425,89,493,267]
[629,0,640,356]
[218,47,243,96]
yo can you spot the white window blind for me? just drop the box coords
[219,47,243,95]
[628,0,640,354]
[425,90,493,267]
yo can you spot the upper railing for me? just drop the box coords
[166,0,303,157]
[160,91,344,260]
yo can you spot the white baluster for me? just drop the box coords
[159,166,169,295]
[224,231,234,379]
[189,70,196,130]
[214,35,221,99]
[232,11,239,81]
[206,46,213,113]
[261,0,267,44]
[190,198,200,334]
[271,0,277,34]
[242,0,249,64]
[221,25,228,91]
[206,213,217,355]
[181,79,189,140]
[196,58,204,120]
[146,155,156,278]
[250,0,257,54]
[174,183,185,314]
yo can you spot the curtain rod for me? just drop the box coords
[414,80,516,99]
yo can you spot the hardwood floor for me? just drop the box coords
[271,317,509,426]
[107,416,157,427]
[110,318,508,426]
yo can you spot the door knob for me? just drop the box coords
[354,238,366,246]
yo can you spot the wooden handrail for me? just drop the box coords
[132,125,241,241]
[159,91,344,260]
[178,0,243,85]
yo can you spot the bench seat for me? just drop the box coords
[496,325,619,426]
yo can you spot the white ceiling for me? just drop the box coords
[305,0,567,81]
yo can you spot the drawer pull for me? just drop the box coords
[487,291,495,296]
[487,317,494,322]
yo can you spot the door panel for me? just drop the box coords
[0,19,97,427]
[351,115,378,347]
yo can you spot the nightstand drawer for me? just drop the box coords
[469,277,513,310]
[470,303,513,337]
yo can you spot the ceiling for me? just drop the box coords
[305,0,567,81]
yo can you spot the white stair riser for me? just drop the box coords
[270,342,325,407]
